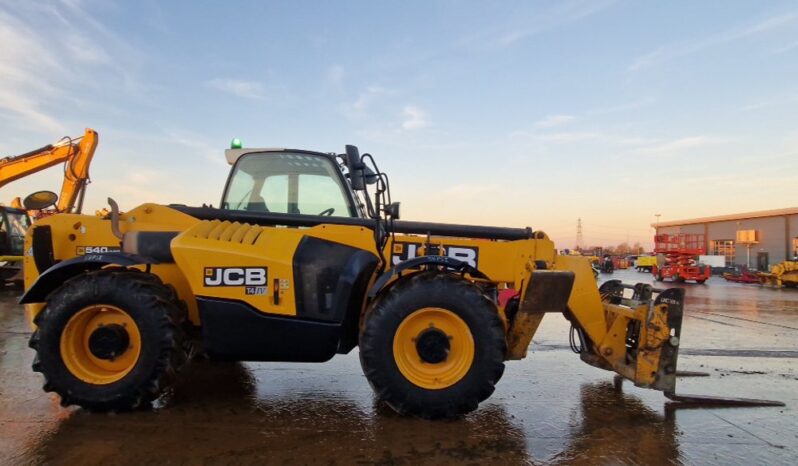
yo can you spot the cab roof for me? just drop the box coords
[224,148,336,165]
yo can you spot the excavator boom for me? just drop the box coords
[0,128,98,214]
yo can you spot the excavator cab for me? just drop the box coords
[0,206,30,281]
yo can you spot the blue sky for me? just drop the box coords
[1,0,797,248]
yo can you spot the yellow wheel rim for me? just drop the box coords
[393,307,475,389]
[60,305,141,385]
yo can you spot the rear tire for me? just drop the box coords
[359,272,505,419]
[29,269,187,411]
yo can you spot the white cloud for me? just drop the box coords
[0,10,65,132]
[486,0,618,49]
[0,2,143,133]
[205,78,266,100]
[63,32,110,64]
[587,97,657,115]
[628,12,798,71]
[773,39,798,54]
[127,168,164,185]
[401,106,429,130]
[534,114,577,129]
[0,90,64,133]
[509,127,663,147]
[340,85,392,119]
[738,93,798,112]
[161,128,227,167]
[354,86,390,112]
[534,131,599,143]
[634,136,725,156]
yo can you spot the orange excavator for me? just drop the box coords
[0,128,98,281]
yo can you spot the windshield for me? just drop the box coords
[222,152,356,217]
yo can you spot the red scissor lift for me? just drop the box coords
[652,233,711,284]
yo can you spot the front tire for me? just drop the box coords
[29,269,187,411]
[359,272,505,419]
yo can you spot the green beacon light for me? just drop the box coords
[230,138,243,149]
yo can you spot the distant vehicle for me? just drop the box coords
[651,234,711,284]
[722,266,760,284]
[635,256,657,272]
[601,255,614,273]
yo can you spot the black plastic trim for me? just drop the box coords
[31,225,55,273]
[334,250,379,353]
[197,297,342,362]
[130,231,177,263]
[292,237,379,323]
[171,205,533,241]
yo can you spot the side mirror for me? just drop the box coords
[385,202,400,219]
[345,145,365,190]
[363,167,378,185]
[23,190,58,210]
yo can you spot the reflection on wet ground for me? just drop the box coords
[1,269,796,465]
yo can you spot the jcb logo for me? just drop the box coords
[204,267,268,287]
[392,243,479,268]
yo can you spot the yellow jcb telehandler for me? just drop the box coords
[20,142,781,418]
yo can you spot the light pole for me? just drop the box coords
[652,214,662,255]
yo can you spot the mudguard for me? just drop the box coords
[367,255,489,298]
[19,252,157,304]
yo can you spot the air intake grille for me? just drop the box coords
[191,220,263,245]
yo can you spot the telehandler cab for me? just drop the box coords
[20,142,782,418]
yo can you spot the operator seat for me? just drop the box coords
[246,194,269,213]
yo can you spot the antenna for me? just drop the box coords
[576,218,584,251]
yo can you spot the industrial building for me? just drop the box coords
[654,207,798,270]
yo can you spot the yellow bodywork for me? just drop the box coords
[636,256,657,268]
[23,202,679,392]
[23,204,200,326]
[24,204,554,326]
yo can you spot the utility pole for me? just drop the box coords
[654,214,662,254]
[576,218,584,252]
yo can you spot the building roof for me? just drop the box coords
[653,207,798,228]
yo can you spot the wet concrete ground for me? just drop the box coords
[1,269,796,465]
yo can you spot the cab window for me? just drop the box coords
[0,210,29,255]
[222,152,355,217]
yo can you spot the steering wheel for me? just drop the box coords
[318,208,335,216]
